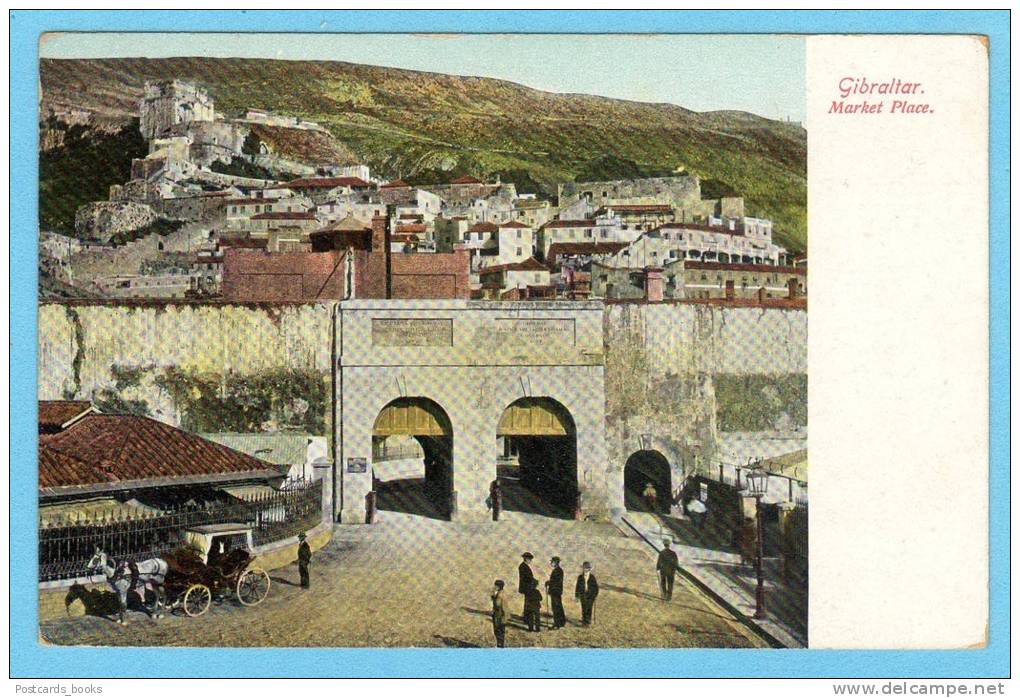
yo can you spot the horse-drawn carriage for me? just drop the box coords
[163,523,271,617]
[86,522,271,622]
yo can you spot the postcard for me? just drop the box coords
[10,12,1006,680]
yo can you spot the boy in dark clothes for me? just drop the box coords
[523,578,543,632]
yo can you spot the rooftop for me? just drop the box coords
[480,257,550,274]
[547,242,630,258]
[467,221,499,233]
[600,204,673,213]
[541,219,598,229]
[38,409,279,495]
[251,211,317,221]
[39,401,93,432]
[285,177,372,190]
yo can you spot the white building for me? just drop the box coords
[536,216,632,260]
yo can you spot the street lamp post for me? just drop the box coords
[744,465,770,620]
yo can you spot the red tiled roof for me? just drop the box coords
[285,177,371,190]
[541,219,597,229]
[398,213,424,220]
[224,198,278,205]
[685,260,806,275]
[499,221,530,229]
[395,223,427,234]
[546,242,630,258]
[655,222,743,237]
[391,233,420,243]
[601,204,673,213]
[218,237,268,249]
[480,257,550,275]
[39,414,278,493]
[39,401,92,431]
[251,211,317,221]
[450,175,482,185]
[467,221,499,233]
[380,179,411,189]
[312,215,373,234]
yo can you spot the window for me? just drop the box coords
[585,230,593,238]
[516,247,522,256]
[516,230,522,238]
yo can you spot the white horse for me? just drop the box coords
[86,547,167,624]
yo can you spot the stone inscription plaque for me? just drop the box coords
[372,318,453,347]
[490,318,576,347]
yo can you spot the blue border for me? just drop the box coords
[10,9,1009,678]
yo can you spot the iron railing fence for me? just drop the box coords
[39,479,322,582]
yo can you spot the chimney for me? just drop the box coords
[644,267,664,302]
[371,209,393,298]
[787,277,799,299]
[725,279,735,301]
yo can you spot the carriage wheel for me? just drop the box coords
[183,584,212,617]
[236,567,270,606]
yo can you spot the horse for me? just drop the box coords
[86,547,167,624]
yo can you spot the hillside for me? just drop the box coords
[40,57,806,252]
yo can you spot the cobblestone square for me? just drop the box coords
[42,509,768,649]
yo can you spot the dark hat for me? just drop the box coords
[522,552,534,559]
[494,579,505,589]
[550,556,561,564]
[298,533,306,541]
[582,561,592,570]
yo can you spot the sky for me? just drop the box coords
[40,33,806,122]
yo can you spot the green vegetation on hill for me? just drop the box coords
[39,120,146,235]
[40,57,807,252]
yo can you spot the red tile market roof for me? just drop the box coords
[39,412,279,494]
[38,401,93,431]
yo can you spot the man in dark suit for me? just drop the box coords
[297,533,311,589]
[574,561,599,626]
[656,538,680,601]
[518,552,535,616]
[546,556,566,629]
